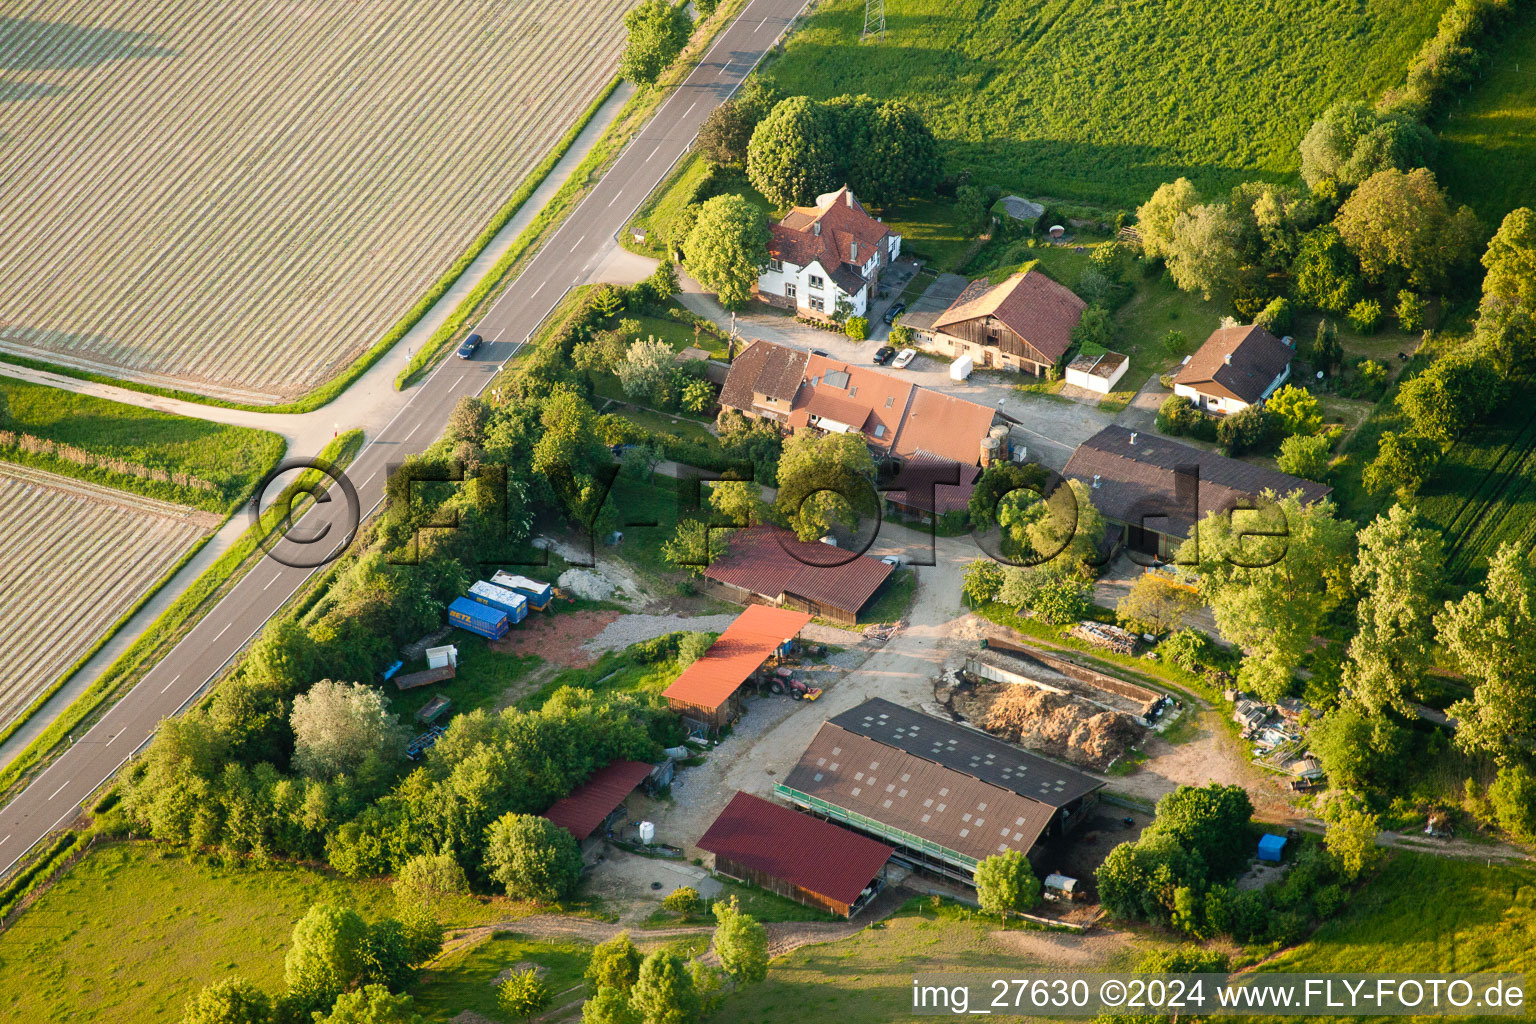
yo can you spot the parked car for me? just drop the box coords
[882,302,906,324]
[457,333,483,359]
[891,348,917,369]
[872,345,896,365]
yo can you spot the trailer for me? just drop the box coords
[490,571,553,611]
[448,596,509,640]
[468,580,528,623]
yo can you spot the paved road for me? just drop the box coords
[0,0,810,878]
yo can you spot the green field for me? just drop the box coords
[1437,6,1536,226]
[412,932,592,1023]
[384,639,542,723]
[763,0,1449,207]
[0,377,285,512]
[1415,399,1536,582]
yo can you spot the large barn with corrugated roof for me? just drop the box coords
[701,525,893,626]
[774,699,1103,885]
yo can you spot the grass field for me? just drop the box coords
[0,0,634,402]
[0,377,284,512]
[1436,5,1536,226]
[384,639,542,724]
[1415,399,1536,582]
[763,0,1449,207]
[0,464,216,732]
[412,932,592,1023]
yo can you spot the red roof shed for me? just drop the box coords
[543,760,653,841]
[661,604,812,726]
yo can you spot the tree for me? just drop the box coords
[681,378,715,415]
[1347,298,1383,334]
[994,478,1104,567]
[587,933,644,992]
[1291,227,1360,315]
[746,96,840,209]
[1437,543,1536,763]
[696,100,752,167]
[1072,304,1112,353]
[1298,102,1436,187]
[1307,705,1408,790]
[997,562,1095,626]
[1277,433,1332,480]
[1312,317,1343,375]
[618,0,691,86]
[498,968,551,1022]
[629,951,700,1024]
[1322,797,1382,882]
[852,99,941,204]
[393,853,468,914]
[1266,383,1323,436]
[1362,430,1439,499]
[1146,784,1254,879]
[483,813,584,903]
[583,987,640,1024]
[683,193,769,309]
[711,896,769,984]
[183,978,271,1024]
[704,479,769,529]
[962,559,1006,606]
[1477,207,1536,375]
[1254,296,1293,335]
[1488,765,1536,844]
[317,986,423,1024]
[1116,573,1199,636]
[1190,493,1355,701]
[774,431,877,541]
[1396,289,1428,333]
[1135,178,1199,260]
[1395,354,1503,444]
[662,519,713,573]
[662,886,703,916]
[1216,404,1274,456]
[1166,203,1243,299]
[289,680,406,782]
[974,850,1041,926]
[1334,167,1480,290]
[617,338,675,401]
[284,904,370,1006]
[1344,505,1444,715]
[844,315,869,341]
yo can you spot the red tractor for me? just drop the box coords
[766,666,822,701]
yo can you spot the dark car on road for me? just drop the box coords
[457,333,482,359]
[882,302,906,324]
[872,345,896,365]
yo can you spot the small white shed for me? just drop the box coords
[950,353,975,381]
[1064,350,1129,394]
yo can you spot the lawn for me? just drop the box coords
[0,0,632,403]
[516,646,698,710]
[1414,398,1536,583]
[859,566,917,624]
[384,638,543,723]
[1436,5,1536,227]
[762,0,1448,208]
[411,931,592,1024]
[0,842,503,1023]
[0,377,285,512]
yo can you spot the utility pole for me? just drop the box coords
[863,0,885,42]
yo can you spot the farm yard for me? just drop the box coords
[0,0,637,403]
[0,463,217,731]
[1416,402,1536,584]
[762,0,1450,207]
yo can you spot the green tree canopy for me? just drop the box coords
[746,96,841,209]
[1334,167,1481,290]
[697,100,753,167]
[1307,705,1409,791]
[629,950,700,1024]
[773,431,878,542]
[1116,572,1200,636]
[1477,206,1536,376]
[1135,177,1199,260]
[1344,505,1444,715]
[284,904,370,1007]
[1322,797,1383,882]
[1395,353,1503,444]
[1298,102,1436,187]
[483,813,584,903]
[974,849,1042,925]
[289,680,407,782]
[1166,203,1243,299]
[1362,430,1439,500]
[1276,433,1332,480]
[1291,227,1360,315]
[316,986,424,1024]
[618,0,692,86]
[498,968,552,1022]
[1144,784,1254,879]
[182,978,271,1024]
[1266,383,1323,436]
[683,193,769,309]
[583,986,640,1024]
[711,896,769,984]
[587,932,644,992]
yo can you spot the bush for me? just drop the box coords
[1396,289,1428,332]
[1216,404,1274,456]
[662,886,704,916]
[1159,629,1215,673]
[1267,383,1323,436]
[1254,296,1293,335]
[1347,298,1383,334]
[888,323,914,348]
[484,814,584,903]
[1488,764,1536,844]
[844,315,869,341]
[1277,433,1332,480]
[1156,394,1217,441]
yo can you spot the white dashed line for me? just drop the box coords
[647,143,663,162]
[360,471,377,488]
[160,673,182,694]
[212,622,231,643]
[683,100,698,119]
[0,835,9,848]
[263,574,280,591]
[404,422,420,442]
[48,782,69,801]
[532,281,545,299]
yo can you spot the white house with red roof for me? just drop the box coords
[756,186,901,319]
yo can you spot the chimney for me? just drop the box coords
[1223,353,1232,365]
[1130,431,1138,445]
[813,222,821,236]
[846,189,854,207]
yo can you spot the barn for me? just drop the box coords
[660,604,812,730]
[702,525,893,626]
[543,760,655,846]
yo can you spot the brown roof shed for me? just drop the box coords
[543,760,654,841]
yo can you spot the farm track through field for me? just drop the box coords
[0,0,636,401]
[0,465,210,729]
[1437,413,1536,579]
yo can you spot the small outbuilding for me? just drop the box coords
[543,760,655,844]
[1064,350,1129,394]
[1257,833,1288,863]
[697,791,894,919]
[661,604,812,729]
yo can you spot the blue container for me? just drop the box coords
[448,596,509,640]
[468,581,528,624]
[490,571,553,611]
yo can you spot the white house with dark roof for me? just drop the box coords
[756,187,901,318]
[1172,324,1294,415]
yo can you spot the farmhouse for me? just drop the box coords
[697,791,894,918]
[718,340,1016,516]
[929,270,1087,376]
[757,187,901,318]
[1171,324,1294,415]
[1063,424,1333,560]
[775,699,1103,885]
[702,525,893,626]
[543,760,655,845]
[661,604,812,729]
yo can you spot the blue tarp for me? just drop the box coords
[1258,833,1287,862]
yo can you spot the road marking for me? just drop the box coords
[48,782,69,801]
[607,191,623,208]
[105,731,119,746]
[160,673,182,694]
[532,281,545,298]
[404,422,420,442]
[212,622,231,643]
[758,16,768,30]
[263,574,280,591]
[570,236,585,253]
[360,470,377,489]
[647,143,663,162]
[0,836,8,848]
[683,100,698,119]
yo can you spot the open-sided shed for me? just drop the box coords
[543,760,654,843]
[661,605,812,729]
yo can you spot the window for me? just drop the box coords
[849,386,858,398]
[809,296,825,312]
[874,424,885,438]
[808,274,825,289]
[785,283,796,299]
[768,257,783,273]
[884,396,894,408]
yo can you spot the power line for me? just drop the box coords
[863,0,885,42]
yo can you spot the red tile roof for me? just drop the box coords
[697,791,893,907]
[704,525,894,615]
[719,339,809,414]
[769,186,890,278]
[543,760,653,840]
[933,271,1087,362]
[661,604,812,712]
[892,387,1006,465]
[1173,324,1294,404]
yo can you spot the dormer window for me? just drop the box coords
[874,424,886,438]
[849,386,858,398]
[885,396,894,408]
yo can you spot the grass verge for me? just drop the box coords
[0,431,365,803]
